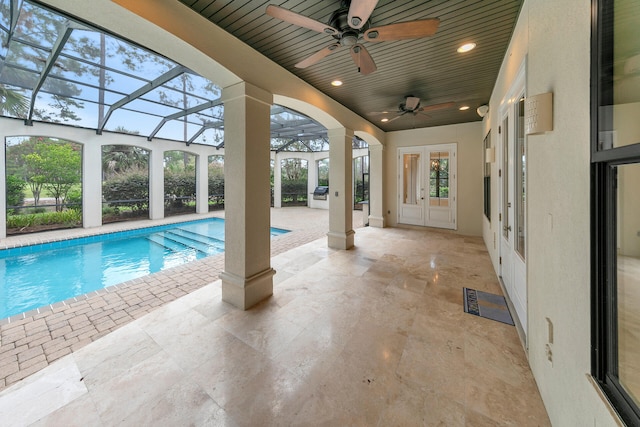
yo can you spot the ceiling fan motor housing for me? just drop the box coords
[329,6,370,46]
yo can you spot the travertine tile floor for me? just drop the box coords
[0,213,550,426]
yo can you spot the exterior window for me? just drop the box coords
[592,0,640,424]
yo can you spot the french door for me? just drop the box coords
[499,64,527,337]
[397,143,457,229]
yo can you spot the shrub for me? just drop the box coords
[102,169,149,212]
[6,174,25,208]
[164,171,196,207]
[6,209,82,229]
[65,187,82,208]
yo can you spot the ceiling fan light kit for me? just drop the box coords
[266,1,440,75]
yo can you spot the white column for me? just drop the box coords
[274,152,282,208]
[368,144,386,228]
[307,157,317,208]
[195,153,209,214]
[220,82,274,310]
[82,143,102,228]
[327,127,355,249]
[0,139,6,239]
[148,149,165,220]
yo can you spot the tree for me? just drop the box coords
[23,142,82,210]
[22,151,46,207]
[281,158,307,181]
[0,87,29,117]
[164,150,195,173]
[102,145,148,178]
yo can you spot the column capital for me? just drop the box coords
[222,81,272,106]
[327,127,354,139]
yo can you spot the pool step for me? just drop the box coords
[169,228,225,248]
[146,234,196,255]
[146,232,223,257]
[163,231,224,255]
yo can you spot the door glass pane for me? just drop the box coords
[515,95,526,259]
[429,151,449,207]
[616,162,640,407]
[598,0,640,149]
[502,116,510,239]
[402,153,420,205]
[484,131,491,220]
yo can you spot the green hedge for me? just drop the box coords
[7,209,81,228]
[102,171,149,212]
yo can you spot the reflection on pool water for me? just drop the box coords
[0,218,289,319]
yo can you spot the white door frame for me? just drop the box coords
[499,59,528,338]
[397,143,457,229]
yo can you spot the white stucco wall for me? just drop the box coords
[384,121,484,236]
[484,0,621,425]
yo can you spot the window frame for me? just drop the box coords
[591,0,640,424]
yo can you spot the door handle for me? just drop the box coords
[503,225,512,232]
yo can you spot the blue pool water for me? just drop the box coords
[0,218,289,319]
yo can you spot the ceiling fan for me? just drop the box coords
[265,1,440,75]
[371,96,455,122]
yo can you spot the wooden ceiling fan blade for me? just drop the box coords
[350,44,377,75]
[295,43,341,68]
[347,0,378,29]
[419,101,456,112]
[364,18,440,42]
[387,113,406,122]
[266,4,339,35]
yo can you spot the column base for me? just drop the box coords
[368,216,386,228]
[327,229,355,250]
[221,268,275,310]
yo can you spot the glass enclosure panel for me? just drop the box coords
[403,153,420,205]
[598,0,640,149]
[515,95,526,259]
[429,151,449,207]
[101,145,149,224]
[5,136,83,235]
[318,158,329,186]
[281,158,308,206]
[164,150,196,217]
[502,116,510,239]
[616,162,640,407]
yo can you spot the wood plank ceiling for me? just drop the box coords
[178,0,523,132]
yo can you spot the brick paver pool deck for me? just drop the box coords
[0,208,364,391]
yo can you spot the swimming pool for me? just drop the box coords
[0,218,289,319]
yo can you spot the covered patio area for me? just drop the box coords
[0,208,549,425]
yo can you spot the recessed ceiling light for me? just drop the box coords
[457,42,476,53]
[331,80,343,86]
[381,118,389,122]
[459,105,470,111]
